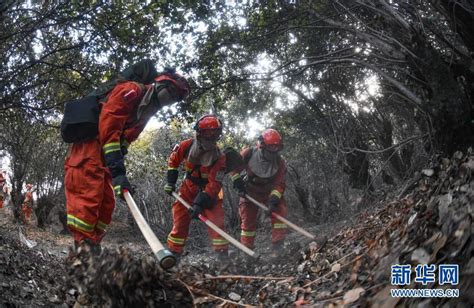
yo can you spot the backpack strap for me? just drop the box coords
[183,139,194,159]
[243,147,255,164]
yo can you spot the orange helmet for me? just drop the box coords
[257,128,283,152]
[154,68,190,101]
[194,115,223,140]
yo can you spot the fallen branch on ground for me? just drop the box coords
[203,274,294,281]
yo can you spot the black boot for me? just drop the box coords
[214,250,230,271]
[271,241,284,251]
[74,239,102,256]
[215,250,229,262]
[173,252,182,265]
[270,241,284,259]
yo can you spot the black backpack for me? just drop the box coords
[60,59,158,143]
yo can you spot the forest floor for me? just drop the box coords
[0,150,473,307]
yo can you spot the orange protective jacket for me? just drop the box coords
[99,82,154,150]
[168,138,226,199]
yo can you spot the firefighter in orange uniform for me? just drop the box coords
[65,68,190,252]
[22,184,34,223]
[231,128,288,252]
[0,171,6,209]
[164,115,229,259]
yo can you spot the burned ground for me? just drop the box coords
[0,150,473,307]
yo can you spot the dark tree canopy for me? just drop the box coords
[0,0,473,222]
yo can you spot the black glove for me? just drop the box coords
[189,191,212,219]
[164,183,175,195]
[104,151,126,178]
[104,149,131,199]
[112,174,133,199]
[232,175,246,196]
[164,169,179,195]
[120,137,130,156]
[267,195,280,214]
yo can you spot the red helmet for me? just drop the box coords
[154,68,190,101]
[258,128,283,152]
[194,115,223,140]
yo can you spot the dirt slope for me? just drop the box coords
[0,150,472,307]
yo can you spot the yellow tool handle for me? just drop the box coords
[245,194,315,240]
[172,192,257,258]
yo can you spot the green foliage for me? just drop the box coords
[1,0,473,227]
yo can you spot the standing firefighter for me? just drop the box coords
[22,184,34,223]
[64,65,190,252]
[164,115,229,259]
[231,128,288,253]
[0,171,7,209]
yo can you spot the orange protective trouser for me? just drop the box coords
[239,194,288,248]
[64,139,115,244]
[167,180,228,254]
[22,203,32,221]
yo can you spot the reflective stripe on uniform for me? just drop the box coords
[201,173,208,179]
[241,230,256,237]
[168,167,178,171]
[212,238,229,246]
[168,235,185,245]
[231,173,241,181]
[96,220,108,231]
[67,214,94,233]
[273,223,287,229]
[103,142,121,154]
[270,189,282,199]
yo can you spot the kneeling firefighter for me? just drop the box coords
[231,128,288,252]
[164,115,230,260]
[64,62,190,252]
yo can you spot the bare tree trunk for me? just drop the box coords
[11,180,23,223]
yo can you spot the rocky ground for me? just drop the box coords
[0,150,473,307]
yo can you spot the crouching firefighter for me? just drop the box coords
[64,63,190,253]
[164,115,230,260]
[231,128,288,254]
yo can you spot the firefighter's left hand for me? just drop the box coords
[267,195,280,215]
[112,174,133,199]
[189,203,203,219]
[232,177,247,197]
[120,138,130,156]
[189,191,212,219]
